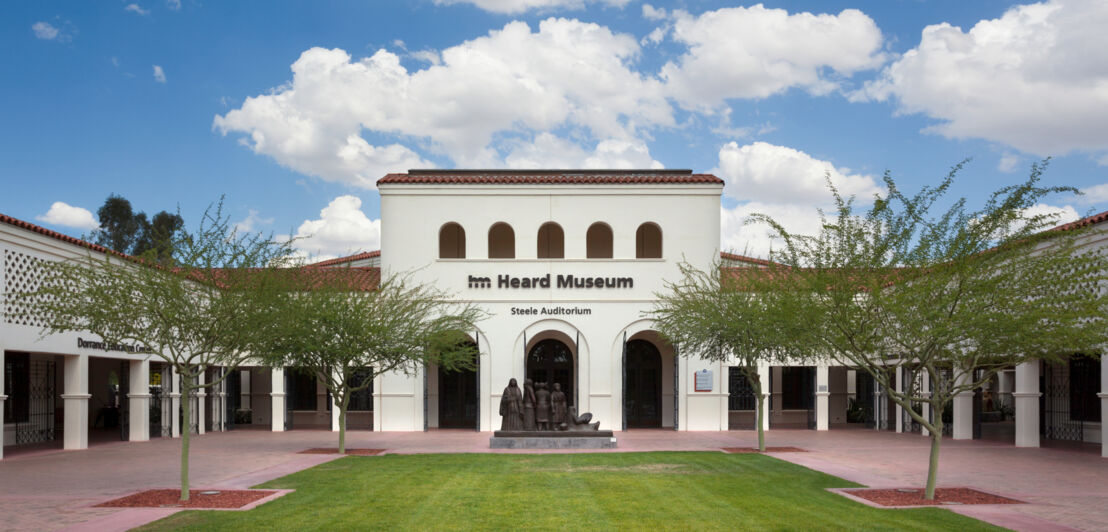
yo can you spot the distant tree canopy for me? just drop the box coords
[93,194,184,263]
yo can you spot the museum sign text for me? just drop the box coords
[468,273,632,290]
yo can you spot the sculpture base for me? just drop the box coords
[490,430,617,449]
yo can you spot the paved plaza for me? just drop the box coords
[0,428,1104,532]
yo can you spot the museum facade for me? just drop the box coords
[1,169,1105,458]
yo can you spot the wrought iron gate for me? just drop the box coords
[284,369,294,430]
[728,367,757,430]
[1041,362,1084,441]
[225,367,239,431]
[119,361,130,441]
[13,358,57,445]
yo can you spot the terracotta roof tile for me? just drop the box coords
[720,251,775,267]
[378,169,723,186]
[307,250,380,267]
[1051,208,1108,232]
[0,212,127,258]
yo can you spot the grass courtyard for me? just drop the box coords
[139,452,1001,531]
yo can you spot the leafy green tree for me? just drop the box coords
[13,201,295,501]
[256,271,485,454]
[754,162,1108,499]
[133,210,185,263]
[650,260,798,452]
[94,194,143,253]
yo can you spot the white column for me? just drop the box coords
[271,367,286,432]
[331,368,342,432]
[952,368,973,440]
[128,359,150,442]
[873,373,884,431]
[757,361,771,431]
[169,366,181,438]
[0,349,6,459]
[62,355,90,450]
[920,370,931,436]
[815,365,830,431]
[895,366,904,433]
[196,370,206,435]
[214,368,226,432]
[1014,361,1041,448]
[1099,359,1107,458]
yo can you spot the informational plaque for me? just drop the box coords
[694,369,713,392]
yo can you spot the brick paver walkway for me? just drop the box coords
[0,428,1104,531]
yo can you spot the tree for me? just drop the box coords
[650,261,797,452]
[753,161,1108,499]
[133,210,185,263]
[13,201,295,501]
[92,194,185,263]
[256,270,485,454]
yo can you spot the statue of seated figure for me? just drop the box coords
[559,406,601,431]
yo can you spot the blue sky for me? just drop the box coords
[4,0,1107,260]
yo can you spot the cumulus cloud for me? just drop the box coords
[1077,183,1108,205]
[214,19,670,187]
[153,65,166,83]
[860,0,1108,157]
[502,133,662,168]
[661,5,885,109]
[36,202,99,231]
[125,3,150,15]
[715,142,882,258]
[433,0,630,14]
[1022,203,1080,226]
[997,152,1021,173]
[167,0,182,10]
[31,21,59,40]
[234,209,274,234]
[288,195,381,261]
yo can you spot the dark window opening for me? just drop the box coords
[348,369,374,412]
[291,369,318,411]
[488,222,515,259]
[537,222,564,259]
[586,223,613,259]
[439,223,466,259]
[1070,355,1101,422]
[782,366,815,410]
[635,223,662,259]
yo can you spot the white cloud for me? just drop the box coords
[661,5,886,109]
[152,65,166,83]
[642,4,668,21]
[36,202,99,231]
[234,209,274,234]
[1077,183,1108,205]
[288,195,381,261]
[31,21,59,40]
[214,19,671,186]
[997,152,1020,173]
[1022,203,1079,225]
[715,141,882,204]
[860,0,1108,156]
[714,142,883,258]
[125,3,150,15]
[503,133,662,168]
[167,0,182,11]
[433,0,630,14]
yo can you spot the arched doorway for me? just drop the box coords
[438,339,478,429]
[527,339,574,407]
[625,339,662,428]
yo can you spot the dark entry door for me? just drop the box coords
[626,340,662,428]
[527,339,573,407]
[439,363,477,428]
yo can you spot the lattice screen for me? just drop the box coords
[4,249,50,327]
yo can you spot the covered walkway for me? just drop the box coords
[0,429,1104,531]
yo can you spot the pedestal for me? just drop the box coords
[490,431,617,449]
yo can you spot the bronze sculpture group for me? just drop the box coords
[500,378,600,431]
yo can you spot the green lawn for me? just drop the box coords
[138,452,1002,531]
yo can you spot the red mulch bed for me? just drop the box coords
[846,488,1023,507]
[95,489,278,509]
[722,447,807,453]
[297,448,385,456]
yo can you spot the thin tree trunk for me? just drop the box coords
[180,379,192,502]
[924,427,941,500]
[338,392,347,454]
[754,380,765,452]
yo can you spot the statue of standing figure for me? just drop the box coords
[534,381,551,430]
[499,378,524,431]
[522,378,537,431]
[550,383,568,429]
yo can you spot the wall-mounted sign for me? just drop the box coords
[510,306,593,316]
[77,337,151,354]
[469,273,633,290]
[695,369,713,392]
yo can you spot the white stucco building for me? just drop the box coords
[1,169,1105,459]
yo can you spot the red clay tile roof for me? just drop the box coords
[378,169,723,186]
[1052,208,1108,232]
[0,212,126,258]
[720,251,775,267]
[307,250,380,268]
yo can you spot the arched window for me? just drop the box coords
[536,222,564,259]
[635,222,662,259]
[488,222,515,259]
[439,222,466,259]
[586,222,613,259]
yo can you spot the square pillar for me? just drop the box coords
[331,368,342,432]
[169,366,181,438]
[62,354,90,450]
[952,368,973,440]
[271,367,286,432]
[873,374,884,431]
[757,361,770,431]
[128,359,150,442]
[0,349,6,459]
[815,365,830,431]
[213,367,226,432]
[1014,361,1041,448]
[196,370,206,435]
[1099,359,1107,458]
